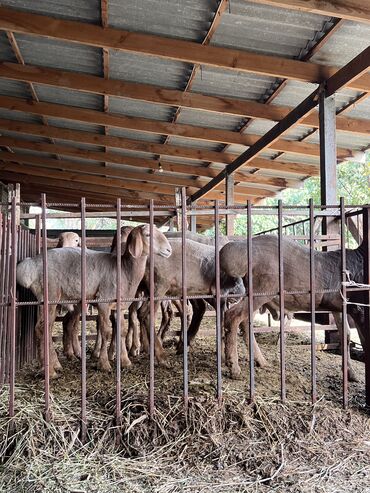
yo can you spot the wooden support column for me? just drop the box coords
[363,207,370,407]
[190,201,197,233]
[319,90,337,236]
[225,173,235,236]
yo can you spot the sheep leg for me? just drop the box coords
[92,317,102,360]
[224,301,246,379]
[158,300,174,341]
[119,312,132,368]
[35,305,61,378]
[332,311,358,382]
[176,299,206,354]
[108,311,116,361]
[96,304,113,372]
[63,307,81,360]
[241,320,268,368]
[138,300,168,367]
[128,302,141,357]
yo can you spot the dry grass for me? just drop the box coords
[1,320,370,492]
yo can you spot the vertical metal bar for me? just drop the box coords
[115,198,122,429]
[80,197,87,440]
[362,207,370,407]
[35,214,41,255]
[214,200,222,403]
[309,199,316,403]
[149,199,155,417]
[8,196,17,418]
[1,218,10,387]
[247,201,255,401]
[225,173,235,236]
[181,188,188,409]
[0,213,5,387]
[41,193,50,422]
[278,200,286,402]
[340,197,348,409]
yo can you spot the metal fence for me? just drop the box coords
[0,190,370,440]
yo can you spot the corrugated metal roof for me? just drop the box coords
[211,0,330,58]
[0,0,101,23]
[108,0,218,41]
[0,129,49,143]
[0,78,32,99]
[109,97,175,122]
[0,31,16,62]
[109,51,192,91]
[0,107,42,124]
[34,84,103,111]
[0,0,368,207]
[176,107,243,131]
[14,34,103,76]
[310,20,370,66]
[191,66,275,101]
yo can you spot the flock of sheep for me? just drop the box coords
[16,224,367,384]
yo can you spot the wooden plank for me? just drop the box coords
[0,62,368,136]
[0,118,322,174]
[0,135,300,189]
[0,7,369,91]
[248,0,370,24]
[0,96,355,159]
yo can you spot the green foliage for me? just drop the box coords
[218,156,370,236]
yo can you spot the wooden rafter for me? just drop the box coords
[0,62,368,136]
[0,118,321,176]
[0,64,360,138]
[0,150,276,200]
[247,0,370,24]
[0,7,369,91]
[0,136,301,189]
[0,96,356,159]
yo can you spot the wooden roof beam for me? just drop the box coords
[0,62,368,136]
[0,136,302,189]
[0,7,369,91]
[0,96,355,160]
[0,118,320,176]
[248,0,370,24]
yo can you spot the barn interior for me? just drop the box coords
[0,1,370,491]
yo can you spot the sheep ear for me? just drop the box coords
[127,229,144,258]
[56,238,63,248]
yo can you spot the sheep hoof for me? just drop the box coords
[54,359,63,371]
[97,360,112,372]
[158,359,171,369]
[129,348,139,357]
[348,368,359,382]
[121,358,132,369]
[229,365,242,380]
[91,351,100,361]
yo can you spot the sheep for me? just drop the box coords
[137,238,245,366]
[16,224,172,378]
[218,235,366,381]
[56,232,81,248]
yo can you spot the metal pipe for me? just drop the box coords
[309,198,316,403]
[247,201,255,401]
[340,197,348,408]
[149,199,155,417]
[80,197,87,440]
[214,200,222,403]
[41,193,50,421]
[181,187,188,409]
[278,200,286,402]
[8,196,17,418]
[115,198,122,431]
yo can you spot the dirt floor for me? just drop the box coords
[1,315,370,492]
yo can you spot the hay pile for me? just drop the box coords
[1,379,370,493]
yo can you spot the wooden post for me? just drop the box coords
[226,173,235,236]
[190,201,197,233]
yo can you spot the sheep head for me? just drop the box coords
[127,224,172,259]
